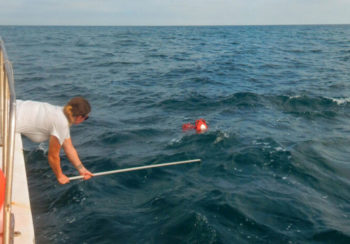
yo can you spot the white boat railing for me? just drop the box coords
[0,37,17,244]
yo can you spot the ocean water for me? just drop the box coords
[1,25,350,243]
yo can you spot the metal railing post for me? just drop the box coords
[3,75,9,175]
[0,37,17,244]
[0,49,4,150]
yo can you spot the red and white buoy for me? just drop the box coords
[182,118,208,133]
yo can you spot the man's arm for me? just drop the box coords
[48,136,69,184]
[62,137,93,180]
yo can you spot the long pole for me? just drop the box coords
[68,159,201,181]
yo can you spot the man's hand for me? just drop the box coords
[57,174,70,184]
[79,167,93,180]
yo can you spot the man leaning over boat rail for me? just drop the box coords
[16,97,93,184]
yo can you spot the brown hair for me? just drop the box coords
[63,97,91,124]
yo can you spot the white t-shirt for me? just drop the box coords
[16,100,70,145]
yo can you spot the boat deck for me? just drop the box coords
[0,133,35,243]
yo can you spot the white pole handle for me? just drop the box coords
[68,159,201,181]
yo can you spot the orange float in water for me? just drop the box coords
[182,119,208,133]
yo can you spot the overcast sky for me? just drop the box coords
[1,0,350,26]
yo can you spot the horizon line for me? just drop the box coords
[1,23,350,28]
